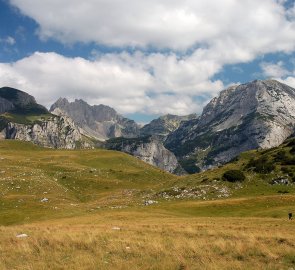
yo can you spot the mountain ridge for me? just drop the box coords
[50,97,140,141]
[165,79,295,172]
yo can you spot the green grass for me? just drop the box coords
[0,112,54,125]
[1,140,295,269]
[0,140,177,225]
[1,138,295,225]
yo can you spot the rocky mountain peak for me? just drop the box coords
[0,86,37,106]
[165,79,295,173]
[0,86,48,115]
[50,98,140,141]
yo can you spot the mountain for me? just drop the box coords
[0,86,48,115]
[105,136,184,174]
[0,87,91,149]
[165,80,295,173]
[50,98,140,141]
[140,113,197,138]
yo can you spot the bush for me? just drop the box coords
[179,159,200,174]
[247,156,275,173]
[274,150,287,162]
[281,157,295,165]
[287,138,295,147]
[290,146,295,155]
[223,170,245,182]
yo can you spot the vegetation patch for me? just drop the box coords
[247,156,275,173]
[222,170,245,182]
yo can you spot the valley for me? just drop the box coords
[0,139,295,269]
[1,80,295,269]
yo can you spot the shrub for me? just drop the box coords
[290,146,295,155]
[281,157,295,165]
[247,156,275,173]
[222,170,245,182]
[274,150,287,162]
[287,138,295,147]
[179,159,200,174]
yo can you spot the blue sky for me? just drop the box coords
[0,0,295,123]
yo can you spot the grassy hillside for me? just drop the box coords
[153,137,295,201]
[1,139,295,269]
[0,140,176,225]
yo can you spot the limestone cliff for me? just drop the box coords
[0,87,92,149]
[50,98,140,141]
[1,114,92,149]
[165,80,295,172]
[105,136,184,174]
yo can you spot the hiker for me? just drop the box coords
[288,212,293,220]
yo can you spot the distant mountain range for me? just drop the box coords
[0,79,295,174]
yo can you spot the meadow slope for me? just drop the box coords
[0,140,295,269]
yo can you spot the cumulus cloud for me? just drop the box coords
[260,61,290,78]
[3,0,295,117]
[280,76,295,88]
[0,52,223,115]
[9,0,295,53]
[260,60,295,89]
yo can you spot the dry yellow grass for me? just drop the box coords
[1,209,295,270]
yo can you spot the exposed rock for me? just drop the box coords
[140,113,197,138]
[50,98,140,141]
[3,114,91,149]
[144,200,158,205]
[0,87,92,149]
[105,136,184,174]
[0,97,14,114]
[165,80,295,172]
[16,234,28,238]
[0,86,48,114]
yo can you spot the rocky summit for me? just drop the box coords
[165,80,295,173]
[0,87,48,115]
[50,98,140,141]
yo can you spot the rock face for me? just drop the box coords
[140,114,197,138]
[0,97,14,114]
[3,115,90,149]
[165,80,295,173]
[0,87,91,149]
[105,136,183,174]
[50,98,140,141]
[0,87,48,114]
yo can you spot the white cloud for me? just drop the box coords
[0,52,223,115]
[9,0,295,53]
[3,0,295,117]
[260,61,290,78]
[0,36,16,45]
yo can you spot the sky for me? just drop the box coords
[0,0,295,123]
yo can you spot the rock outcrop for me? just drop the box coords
[50,98,140,141]
[140,114,197,138]
[165,80,295,172]
[105,136,184,174]
[2,114,91,149]
[0,87,91,149]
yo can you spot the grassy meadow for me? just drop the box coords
[0,140,295,269]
